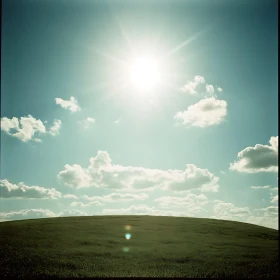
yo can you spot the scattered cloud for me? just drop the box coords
[63,194,78,199]
[102,205,185,216]
[57,151,219,192]
[0,179,61,199]
[1,115,61,142]
[230,136,278,173]
[250,186,270,189]
[0,209,56,222]
[217,87,223,92]
[70,201,103,207]
[1,115,46,142]
[154,194,208,213]
[271,195,278,203]
[79,117,95,128]
[180,75,205,95]
[55,96,81,112]
[174,97,227,127]
[213,200,251,219]
[206,84,215,94]
[0,208,89,222]
[70,193,149,208]
[49,119,62,136]
[84,193,148,202]
[57,209,88,217]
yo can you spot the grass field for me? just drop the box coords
[0,215,278,278]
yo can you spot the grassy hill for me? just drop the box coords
[0,215,278,278]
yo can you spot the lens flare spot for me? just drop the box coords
[123,247,130,252]
[125,233,131,240]
[125,225,132,231]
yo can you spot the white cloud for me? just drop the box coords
[57,151,219,192]
[0,209,56,222]
[57,164,92,188]
[250,186,270,189]
[154,194,208,214]
[1,115,61,142]
[246,215,278,230]
[251,206,278,229]
[58,209,88,217]
[84,193,148,202]
[63,194,78,199]
[49,120,62,136]
[102,205,185,216]
[0,179,61,199]
[217,87,223,92]
[180,75,205,95]
[212,201,251,220]
[1,115,46,142]
[258,206,278,215]
[55,96,81,112]
[0,208,88,222]
[206,84,215,94]
[230,136,278,173]
[174,97,227,127]
[271,195,278,203]
[70,193,149,208]
[70,201,103,207]
[79,117,95,128]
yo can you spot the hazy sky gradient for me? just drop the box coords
[1,0,278,229]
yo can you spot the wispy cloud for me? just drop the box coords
[102,205,185,216]
[250,186,270,189]
[49,120,62,136]
[55,96,81,112]
[0,209,56,222]
[230,136,278,173]
[0,179,61,199]
[174,97,227,127]
[0,208,88,222]
[63,194,78,200]
[154,194,208,214]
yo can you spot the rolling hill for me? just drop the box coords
[0,215,278,278]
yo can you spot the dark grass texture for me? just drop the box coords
[0,215,278,278]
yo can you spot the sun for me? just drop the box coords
[129,56,161,92]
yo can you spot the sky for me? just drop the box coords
[1,0,278,229]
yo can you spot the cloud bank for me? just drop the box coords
[57,151,219,192]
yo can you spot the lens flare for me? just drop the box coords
[125,225,132,231]
[123,247,130,252]
[125,233,131,240]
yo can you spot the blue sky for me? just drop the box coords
[1,0,278,229]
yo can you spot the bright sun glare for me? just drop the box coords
[129,57,160,92]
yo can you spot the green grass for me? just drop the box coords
[0,215,278,278]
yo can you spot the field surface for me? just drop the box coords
[0,215,278,278]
